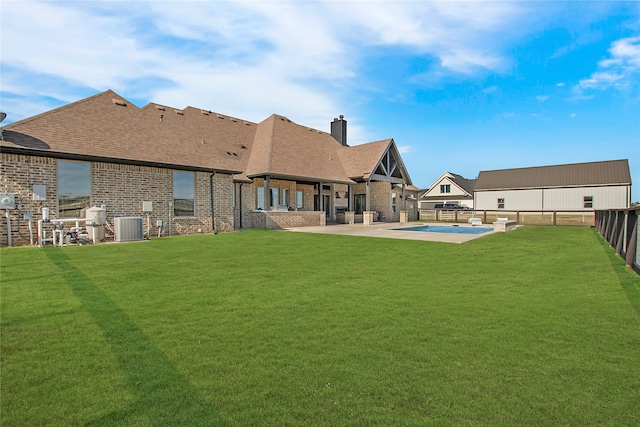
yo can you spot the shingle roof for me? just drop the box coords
[338,139,393,180]
[245,114,352,183]
[475,159,631,191]
[1,90,254,173]
[449,173,476,194]
[1,90,404,185]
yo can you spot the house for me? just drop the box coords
[419,172,476,210]
[474,160,632,211]
[0,90,417,246]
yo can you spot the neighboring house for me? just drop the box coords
[419,172,476,210]
[0,90,416,246]
[474,160,632,211]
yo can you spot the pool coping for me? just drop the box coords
[283,222,501,244]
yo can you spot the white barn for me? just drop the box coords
[474,159,631,211]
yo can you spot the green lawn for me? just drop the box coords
[1,227,639,426]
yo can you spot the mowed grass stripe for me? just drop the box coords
[1,227,639,426]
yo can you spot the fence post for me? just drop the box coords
[625,219,637,269]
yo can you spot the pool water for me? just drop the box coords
[394,225,493,235]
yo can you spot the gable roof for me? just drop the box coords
[421,171,475,199]
[1,90,411,186]
[475,159,631,191]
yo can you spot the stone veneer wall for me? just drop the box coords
[0,153,235,246]
[248,211,326,229]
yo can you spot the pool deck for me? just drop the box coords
[284,222,499,244]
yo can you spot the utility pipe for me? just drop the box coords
[5,210,12,247]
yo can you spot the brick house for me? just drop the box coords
[0,90,416,246]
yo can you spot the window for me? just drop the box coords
[282,189,289,206]
[296,191,303,209]
[583,196,593,208]
[173,171,195,216]
[58,161,91,218]
[392,192,397,213]
[354,194,366,214]
[440,184,451,193]
[270,188,279,207]
[257,187,265,210]
[497,198,505,209]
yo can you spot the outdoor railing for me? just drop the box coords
[595,207,639,274]
[419,209,596,226]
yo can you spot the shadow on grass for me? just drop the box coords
[44,249,225,426]
[596,231,640,318]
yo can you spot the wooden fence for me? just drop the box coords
[596,207,639,274]
[419,209,595,226]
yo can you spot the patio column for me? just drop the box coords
[366,180,371,211]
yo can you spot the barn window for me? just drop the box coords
[497,198,505,209]
[583,196,593,208]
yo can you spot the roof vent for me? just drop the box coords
[240,144,247,149]
[112,99,126,106]
[217,115,224,119]
[156,105,165,111]
[201,110,209,115]
[244,121,251,126]
[175,110,184,115]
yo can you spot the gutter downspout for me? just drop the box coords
[239,183,243,229]
[210,172,217,234]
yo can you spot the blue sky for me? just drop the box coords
[1,1,639,201]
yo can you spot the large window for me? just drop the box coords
[173,171,195,216]
[270,188,279,207]
[282,189,289,206]
[392,192,397,213]
[257,187,265,210]
[354,194,366,214]
[296,191,303,209]
[58,161,91,218]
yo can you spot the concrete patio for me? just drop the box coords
[283,222,499,244]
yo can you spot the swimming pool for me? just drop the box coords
[393,225,493,235]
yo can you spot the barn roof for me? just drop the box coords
[475,159,631,191]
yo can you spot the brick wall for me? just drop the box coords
[0,153,235,246]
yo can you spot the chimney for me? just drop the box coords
[330,115,347,146]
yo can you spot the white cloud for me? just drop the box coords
[0,0,531,128]
[574,36,640,95]
[556,82,565,87]
[536,95,550,102]
[333,1,520,75]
